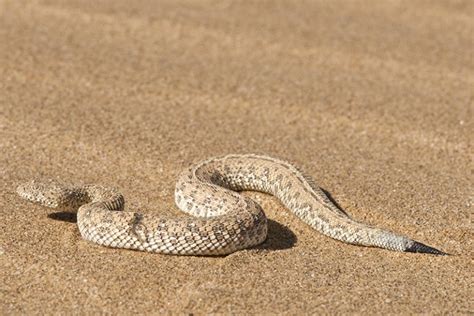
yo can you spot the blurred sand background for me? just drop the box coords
[1,0,472,314]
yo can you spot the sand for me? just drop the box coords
[1,0,472,314]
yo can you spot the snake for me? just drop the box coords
[16,154,446,256]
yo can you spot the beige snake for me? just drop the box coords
[16,154,446,255]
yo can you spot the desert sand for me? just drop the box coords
[1,0,472,314]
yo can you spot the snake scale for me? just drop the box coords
[16,154,446,255]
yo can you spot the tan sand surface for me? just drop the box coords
[1,0,472,314]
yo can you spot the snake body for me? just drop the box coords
[16,154,445,255]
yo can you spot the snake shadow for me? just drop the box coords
[48,211,77,223]
[254,219,297,251]
[321,188,349,216]
[48,212,298,251]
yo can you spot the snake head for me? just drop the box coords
[17,179,76,210]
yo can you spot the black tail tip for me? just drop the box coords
[405,241,449,256]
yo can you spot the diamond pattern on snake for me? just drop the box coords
[16,154,447,255]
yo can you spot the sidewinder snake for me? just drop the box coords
[16,154,446,255]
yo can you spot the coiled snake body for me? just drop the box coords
[16,154,446,255]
